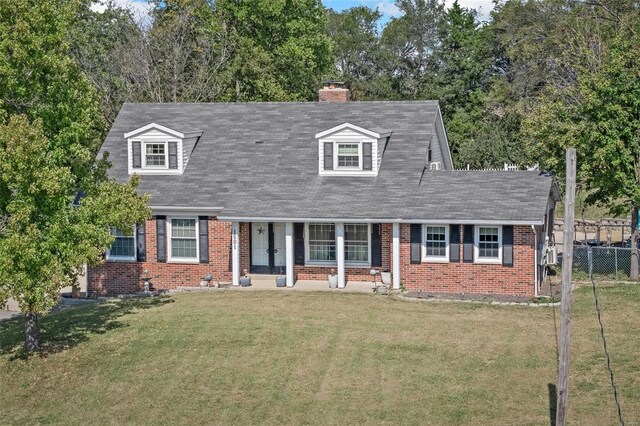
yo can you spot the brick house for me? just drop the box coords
[89,83,559,298]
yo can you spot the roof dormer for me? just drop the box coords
[125,123,202,175]
[316,123,390,176]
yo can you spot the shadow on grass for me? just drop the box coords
[548,383,557,426]
[0,297,173,360]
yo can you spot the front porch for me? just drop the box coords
[230,221,402,290]
[231,275,381,293]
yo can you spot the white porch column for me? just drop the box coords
[336,222,346,289]
[392,222,401,290]
[232,222,240,286]
[285,222,295,287]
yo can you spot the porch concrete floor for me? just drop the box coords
[233,277,379,294]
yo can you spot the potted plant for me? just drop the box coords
[239,269,251,287]
[328,268,338,289]
[380,271,392,286]
[275,276,287,287]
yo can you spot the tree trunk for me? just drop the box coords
[24,312,39,353]
[631,206,638,281]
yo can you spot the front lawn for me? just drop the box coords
[1,286,638,425]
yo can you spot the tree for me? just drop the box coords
[326,6,385,99]
[69,1,148,124]
[0,0,150,352]
[380,0,445,99]
[146,0,232,103]
[525,23,640,277]
[0,117,150,353]
[215,0,333,101]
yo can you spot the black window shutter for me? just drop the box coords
[371,223,382,267]
[503,225,514,267]
[199,216,209,263]
[323,142,333,170]
[294,223,305,265]
[136,223,146,262]
[168,142,178,169]
[363,142,373,171]
[463,225,474,263]
[410,224,422,264]
[156,216,167,263]
[449,224,460,263]
[132,141,142,168]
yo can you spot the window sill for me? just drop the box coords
[106,257,137,263]
[474,258,502,265]
[422,257,449,263]
[167,258,200,264]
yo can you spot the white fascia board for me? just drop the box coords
[315,122,380,139]
[124,123,185,139]
[217,216,544,225]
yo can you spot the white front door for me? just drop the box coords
[251,223,269,268]
[273,223,286,273]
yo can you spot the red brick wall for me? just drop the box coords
[88,220,536,296]
[88,217,232,295]
[400,224,536,297]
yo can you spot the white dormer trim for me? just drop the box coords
[317,123,384,177]
[124,123,185,139]
[315,122,381,139]
[126,124,186,176]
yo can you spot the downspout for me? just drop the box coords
[532,225,539,298]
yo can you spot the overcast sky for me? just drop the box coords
[91,0,495,24]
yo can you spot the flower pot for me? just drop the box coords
[239,276,251,287]
[380,272,392,286]
[328,275,338,289]
[275,276,287,287]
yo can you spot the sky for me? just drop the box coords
[91,0,495,24]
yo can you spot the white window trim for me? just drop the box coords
[334,142,363,171]
[167,217,200,263]
[142,141,170,170]
[304,222,372,267]
[474,225,503,264]
[422,224,449,263]
[106,226,137,262]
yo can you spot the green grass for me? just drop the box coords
[1,286,639,425]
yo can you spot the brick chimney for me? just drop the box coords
[319,80,350,102]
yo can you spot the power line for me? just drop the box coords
[589,274,625,425]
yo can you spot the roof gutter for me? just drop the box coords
[217,216,544,226]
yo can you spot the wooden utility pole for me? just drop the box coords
[557,148,577,425]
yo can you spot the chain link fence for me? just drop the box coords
[557,246,640,282]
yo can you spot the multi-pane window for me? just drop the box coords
[108,227,135,260]
[170,218,197,259]
[308,223,336,262]
[345,223,369,263]
[145,143,166,167]
[478,226,500,259]
[337,144,359,168]
[424,226,447,259]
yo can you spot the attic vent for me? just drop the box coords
[429,161,442,171]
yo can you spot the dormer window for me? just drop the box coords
[337,143,360,168]
[145,143,167,167]
[125,123,201,175]
[316,122,389,176]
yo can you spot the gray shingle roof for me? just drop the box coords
[101,102,554,224]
